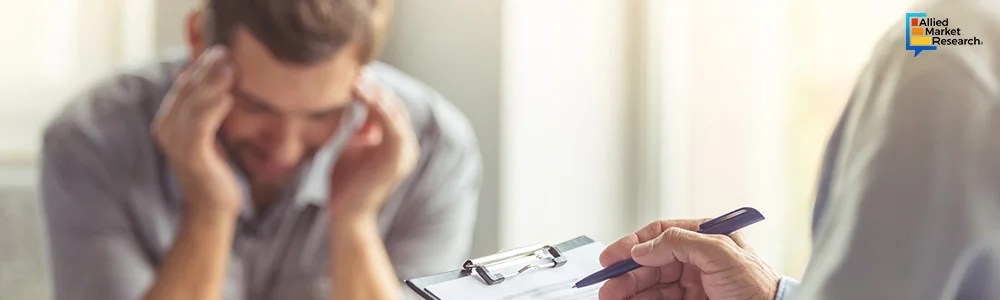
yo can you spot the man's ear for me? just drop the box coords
[185,9,208,59]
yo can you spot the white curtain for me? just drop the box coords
[644,0,916,277]
[496,1,916,272]
[0,0,156,163]
[500,0,633,248]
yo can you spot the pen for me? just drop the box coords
[572,207,765,289]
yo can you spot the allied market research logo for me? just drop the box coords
[906,12,983,57]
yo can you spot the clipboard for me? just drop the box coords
[404,236,597,300]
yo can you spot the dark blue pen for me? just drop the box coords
[572,207,765,289]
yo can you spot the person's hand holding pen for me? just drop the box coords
[596,218,781,300]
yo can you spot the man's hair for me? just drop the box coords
[204,0,392,64]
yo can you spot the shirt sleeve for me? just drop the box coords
[775,276,801,300]
[792,23,1000,300]
[384,124,483,296]
[39,123,155,300]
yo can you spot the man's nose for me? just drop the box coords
[266,119,305,165]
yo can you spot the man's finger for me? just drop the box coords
[630,227,741,274]
[172,64,199,102]
[598,271,639,300]
[600,219,707,267]
[658,262,683,284]
[355,80,413,139]
[353,90,390,148]
[682,284,708,300]
[187,67,234,113]
[679,264,706,300]
[344,117,384,151]
[187,50,235,108]
[191,46,227,82]
[354,82,385,117]
[198,93,234,137]
[176,93,233,139]
[155,63,199,127]
[171,68,195,98]
[177,50,234,136]
[596,261,683,299]
[726,230,758,254]
[176,46,227,100]
[379,88,412,127]
[600,232,641,267]
[374,94,410,141]
[182,78,234,137]
[630,266,664,296]
[626,283,682,300]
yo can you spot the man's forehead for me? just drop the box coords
[231,80,354,115]
[228,27,363,73]
[228,28,362,112]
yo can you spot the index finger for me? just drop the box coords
[599,219,707,267]
[174,46,230,100]
[353,81,411,139]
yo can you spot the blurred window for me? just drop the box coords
[645,0,915,277]
[0,0,155,162]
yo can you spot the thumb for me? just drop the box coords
[631,227,740,273]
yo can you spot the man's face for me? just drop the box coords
[214,28,362,189]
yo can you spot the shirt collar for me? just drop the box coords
[293,99,368,206]
[292,157,330,207]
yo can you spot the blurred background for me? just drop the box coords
[0,0,915,298]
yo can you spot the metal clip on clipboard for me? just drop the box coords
[463,243,568,285]
[404,236,594,299]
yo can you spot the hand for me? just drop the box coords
[598,219,781,300]
[327,79,420,221]
[152,46,241,216]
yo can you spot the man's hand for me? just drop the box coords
[327,79,420,221]
[152,46,241,216]
[598,219,781,300]
[325,79,416,300]
[143,46,243,300]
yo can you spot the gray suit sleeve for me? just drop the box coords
[39,125,154,300]
[793,31,1000,299]
[384,134,483,283]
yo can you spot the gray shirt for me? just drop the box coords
[38,53,482,300]
[784,0,1000,298]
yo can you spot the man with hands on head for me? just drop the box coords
[40,0,482,299]
[596,0,1000,299]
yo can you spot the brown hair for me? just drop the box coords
[204,0,392,64]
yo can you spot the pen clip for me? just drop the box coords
[697,207,765,235]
